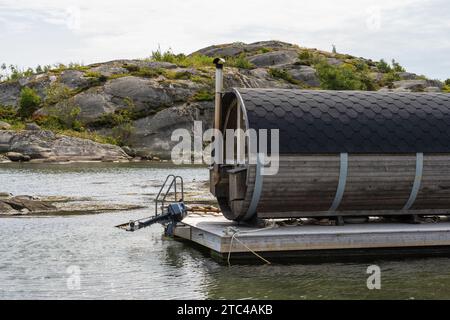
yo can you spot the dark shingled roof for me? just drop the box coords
[222,88,450,153]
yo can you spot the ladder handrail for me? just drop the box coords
[155,175,184,216]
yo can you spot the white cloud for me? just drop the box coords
[0,0,448,79]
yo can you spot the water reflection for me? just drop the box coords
[1,163,450,299]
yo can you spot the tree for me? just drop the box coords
[391,59,405,72]
[376,59,391,73]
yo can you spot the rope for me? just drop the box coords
[226,223,276,266]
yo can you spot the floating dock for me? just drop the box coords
[173,215,450,263]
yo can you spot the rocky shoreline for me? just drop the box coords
[0,127,166,163]
[0,192,145,216]
[0,179,216,216]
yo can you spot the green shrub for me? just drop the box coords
[83,71,108,86]
[315,62,376,90]
[190,75,213,84]
[34,115,66,131]
[132,67,165,78]
[227,54,254,69]
[391,59,405,72]
[112,122,135,146]
[376,59,392,73]
[92,99,137,128]
[268,68,301,85]
[351,59,368,72]
[380,71,401,88]
[44,103,81,130]
[297,51,316,66]
[123,64,140,72]
[445,79,450,86]
[257,47,273,54]
[172,70,194,80]
[442,85,450,93]
[108,73,129,80]
[376,59,405,74]
[18,87,42,118]
[192,90,214,101]
[49,63,88,73]
[90,99,136,145]
[150,49,214,68]
[0,64,35,82]
[93,111,130,128]
[0,105,26,128]
[151,48,253,69]
[42,83,81,130]
[44,83,74,106]
[0,105,18,122]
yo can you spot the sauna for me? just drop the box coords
[210,61,450,222]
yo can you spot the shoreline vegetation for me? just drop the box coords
[1,40,449,163]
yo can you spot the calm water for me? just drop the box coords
[1,162,450,300]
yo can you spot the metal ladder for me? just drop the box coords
[154,174,184,216]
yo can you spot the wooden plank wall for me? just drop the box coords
[222,154,450,220]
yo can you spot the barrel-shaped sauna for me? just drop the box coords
[210,88,450,221]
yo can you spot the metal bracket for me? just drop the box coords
[329,153,348,212]
[243,153,264,221]
[402,153,423,210]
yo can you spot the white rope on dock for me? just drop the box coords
[225,223,276,266]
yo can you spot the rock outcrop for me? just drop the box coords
[392,79,443,92]
[1,40,448,159]
[0,193,145,215]
[0,129,129,162]
[0,120,11,130]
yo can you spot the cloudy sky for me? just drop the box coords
[0,0,449,79]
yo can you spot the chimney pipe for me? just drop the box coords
[213,58,225,131]
[212,58,225,185]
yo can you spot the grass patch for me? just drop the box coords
[268,68,302,85]
[297,50,316,66]
[150,49,214,68]
[190,75,213,84]
[56,129,118,145]
[83,71,108,86]
[131,67,166,78]
[108,73,129,80]
[49,63,89,74]
[0,105,19,122]
[256,47,273,54]
[227,54,255,69]
[44,83,75,106]
[192,90,214,101]
[150,48,254,69]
